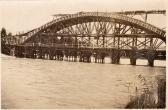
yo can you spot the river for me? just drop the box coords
[1,54,166,109]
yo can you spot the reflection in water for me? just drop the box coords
[1,55,166,109]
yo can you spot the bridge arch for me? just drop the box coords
[22,12,166,45]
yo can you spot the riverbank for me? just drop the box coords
[125,74,166,108]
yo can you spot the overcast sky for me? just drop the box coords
[0,0,166,34]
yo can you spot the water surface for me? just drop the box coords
[1,55,166,109]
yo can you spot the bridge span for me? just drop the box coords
[2,10,166,66]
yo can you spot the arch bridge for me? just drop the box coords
[4,10,166,66]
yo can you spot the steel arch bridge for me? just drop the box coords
[4,11,166,66]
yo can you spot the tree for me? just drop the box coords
[8,32,12,36]
[1,27,8,54]
[1,27,7,38]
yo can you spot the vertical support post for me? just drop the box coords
[97,36,99,47]
[145,37,147,49]
[135,36,137,47]
[145,13,148,22]
[111,49,120,64]
[132,37,135,47]
[24,45,26,58]
[150,38,153,47]
[113,23,116,48]
[103,35,105,48]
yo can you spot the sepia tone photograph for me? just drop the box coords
[0,0,166,109]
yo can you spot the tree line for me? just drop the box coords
[1,27,12,55]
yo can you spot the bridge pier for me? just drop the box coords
[48,47,54,60]
[111,49,120,64]
[93,52,105,64]
[26,46,31,58]
[99,52,105,64]
[130,57,137,65]
[74,54,77,62]
[23,46,27,58]
[41,47,47,59]
[79,52,83,62]
[147,48,156,67]
[93,53,97,63]
[148,59,154,67]
[39,47,43,59]
[53,50,57,60]
[79,51,85,62]
[24,46,30,58]
[64,50,77,62]
[25,46,37,59]
[66,53,70,61]
[79,51,91,63]
[56,50,63,61]
[130,47,138,65]
[64,50,69,61]
[32,49,36,59]
[70,51,77,62]
[101,52,106,64]
[35,46,42,59]
[52,50,56,60]
[15,45,24,58]
[43,49,49,60]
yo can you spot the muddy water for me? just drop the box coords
[1,55,166,109]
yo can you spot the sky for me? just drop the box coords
[0,0,166,34]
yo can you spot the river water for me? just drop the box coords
[1,54,166,109]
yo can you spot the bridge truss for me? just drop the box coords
[3,10,166,66]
